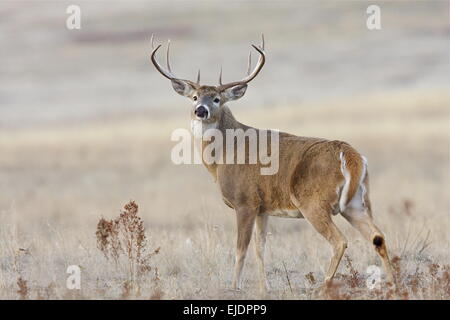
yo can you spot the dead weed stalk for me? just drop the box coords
[96,201,160,292]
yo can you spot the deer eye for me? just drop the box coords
[193,96,198,101]
[214,98,220,103]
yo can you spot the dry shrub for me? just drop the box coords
[319,256,364,299]
[389,198,414,217]
[36,283,56,300]
[150,286,164,300]
[324,280,350,300]
[96,201,160,287]
[17,277,28,300]
[442,266,450,297]
[306,252,450,300]
[343,255,364,288]
[120,280,132,299]
[402,199,414,216]
[387,255,450,300]
[305,272,316,286]
[427,263,450,299]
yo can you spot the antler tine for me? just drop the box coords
[247,44,265,81]
[219,66,223,85]
[247,51,252,76]
[166,39,172,73]
[252,34,265,67]
[196,69,201,84]
[151,35,265,87]
[150,36,177,80]
[151,44,173,80]
[150,35,200,86]
[151,34,155,49]
[217,37,266,91]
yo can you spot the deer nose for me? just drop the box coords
[195,105,209,119]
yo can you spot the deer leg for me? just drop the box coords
[301,206,347,284]
[232,207,256,290]
[254,213,269,293]
[342,207,395,284]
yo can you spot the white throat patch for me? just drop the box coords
[190,120,218,139]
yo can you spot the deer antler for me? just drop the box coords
[150,34,200,85]
[217,34,265,91]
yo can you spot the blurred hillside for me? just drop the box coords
[0,1,448,128]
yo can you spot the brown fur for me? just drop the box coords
[340,143,365,207]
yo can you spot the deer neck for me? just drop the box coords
[191,105,249,180]
[217,105,247,131]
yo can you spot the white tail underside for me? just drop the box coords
[339,152,367,212]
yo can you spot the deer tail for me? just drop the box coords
[339,145,367,212]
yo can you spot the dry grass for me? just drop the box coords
[0,1,448,300]
[0,88,448,299]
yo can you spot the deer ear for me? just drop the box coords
[222,84,248,101]
[171,79,195,97]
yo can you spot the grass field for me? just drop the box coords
[0,88,448,299]
[0,1,449,299]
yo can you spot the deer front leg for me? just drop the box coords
[232,207,257,290]
[254,213,269,293]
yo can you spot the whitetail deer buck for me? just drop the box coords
[150,35,395,293]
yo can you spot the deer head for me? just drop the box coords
[150,35,265,124]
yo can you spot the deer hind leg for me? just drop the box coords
[254,213,269,293]
[299,205,348,284]
[232,207,257,290]
[341,187,395,284]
